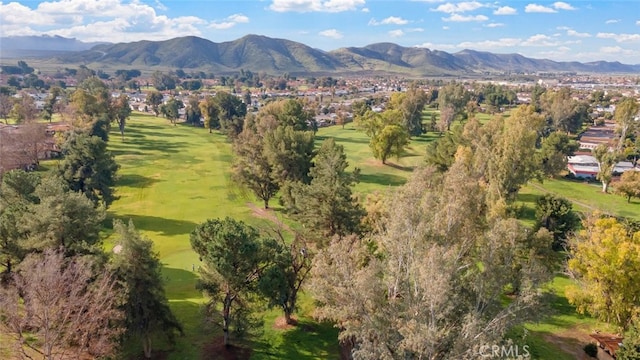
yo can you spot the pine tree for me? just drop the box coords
[111,219,183,359]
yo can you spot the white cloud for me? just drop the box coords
[605,19,620,24]
[600,46,625,54]
[432,1,485,13]
[442,14,488,22]
[525,4,557,13]
[442,26,450,30]
[361,7,369,12]
[388,29,404,37]
[494,6,517,15]
[553,2,575,10]
[485,23,504,28]
[319,28,343,39]
[567,29,590,38]
[407,27,424,32]
[154,0,168,11]
[596,32,640,42]
[414,42,457,50]
[521,34,559,46]
[637,20,640,25]
[209,14,249,30]
[0,0,208,42]
[269,0,366,12]
[369,16,409,25]
[457,37,521,49]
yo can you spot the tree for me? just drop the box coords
[215,91,247,137]
[42,86,63,123]
[152,71,177,92]
[594,144,619,193]
[112,93,131,140]
[258,230,312,325]
[311,164,552,359]
[70,77,112,124]
[388,85,428,136]
[567,217,640,330]
[57,132,119,207]
[199,95,220,133]
[285,138,365,238]
[425,124,464,171]
[146,90,163,117]
[263,124,315,185]
[111,220,183,358]
[0,170,40,279]
[615,98,640,151]
[538,131,578,177]
[9,92,38,124]
[260,98,312,131]
[616,171,640,203]
[19,175,106,257]
[232,123,279,209]
[437,82,470,123]
[0,249,123,359]
[540,88,587,134]
[190,218,273,346]
[370,124,409,165]
[0,94,13,123]
[534,194,579,250]
[185,95,202,126]
[617,319,640,360]
[160,97,183,126]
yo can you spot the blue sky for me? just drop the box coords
[1,0,639,63]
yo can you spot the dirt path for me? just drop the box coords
[542,325,615,360]
[527,182,614,216]
[247,202,292,232]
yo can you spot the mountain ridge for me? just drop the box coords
[2,34,639,75]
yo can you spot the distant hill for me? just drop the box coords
[0,35,108,58]
[3,34,640,75]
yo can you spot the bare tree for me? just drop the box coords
[0,249,124,360]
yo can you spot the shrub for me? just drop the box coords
[583,343,598,358]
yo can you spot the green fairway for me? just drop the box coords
[105,113,436,359]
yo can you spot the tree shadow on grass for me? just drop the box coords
[517,193,540,204]
[359,172,407,187]
[117,174,162,188]
[111,214,198,236]
[316,134,370,145]
[252,319,339,359]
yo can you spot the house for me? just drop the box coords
[567,155,599,179]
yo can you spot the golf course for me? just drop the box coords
[100,111,636,359]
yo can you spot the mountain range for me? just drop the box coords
[2,34,639,75]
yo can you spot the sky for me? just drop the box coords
[1,0,640,64]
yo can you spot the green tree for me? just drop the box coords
[370,123,409,165]
[152,71,177,92]
[42,86,62,123]
[19,175,106,257]
[160,97,183,126]
[258,231,312,325]
[388,84,428,136]
[9,92,38,124]
[214,91,247,137]
[185,95,202,126]
[615,98,640,151]
[145,90,163,117]
[538,131,578,177]
[112,93,131,140]
[437,82,470,123]
[260,99,313,131]
[190,218,273,347]
[232,122,279,209]
[594,144,619,193]
[199,95,220,133]
[534,194,579,250]
[57,132,119,207]
[616,171,640,203]
[539,88,587,134]
[111,220,183,358]
[285,138,365,238]
[618,319,640,360]
[567,217,640,330]
[425,124,464,171]
[263,125,315,185]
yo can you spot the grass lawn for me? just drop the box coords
[103,113,435,359]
